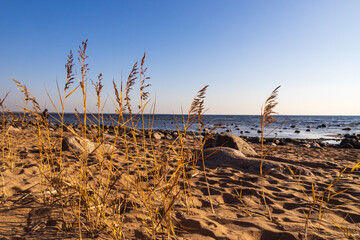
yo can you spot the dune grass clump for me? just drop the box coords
[5,40,211,239]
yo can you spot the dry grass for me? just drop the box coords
[1,40,211,239]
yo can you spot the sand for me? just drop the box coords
[0,126,359,240]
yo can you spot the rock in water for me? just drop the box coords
[204,133,256,156]
[62,136,116,155]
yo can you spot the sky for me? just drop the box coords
[0,0,360,115]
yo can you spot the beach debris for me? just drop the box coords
[204,133,256,156]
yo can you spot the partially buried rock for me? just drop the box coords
[204,133,256,156]
[200,147,314,177]
[62,136,116,155]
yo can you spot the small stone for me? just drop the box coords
[152,132,163,140]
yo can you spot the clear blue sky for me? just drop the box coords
[1,0,360,115]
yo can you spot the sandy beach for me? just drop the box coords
[0,122,359,240]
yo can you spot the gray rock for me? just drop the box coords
[62,136,116,155]
[204,133,256,156]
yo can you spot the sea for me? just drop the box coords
[48,114,360,142]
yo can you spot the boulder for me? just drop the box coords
[200,147,314,177]
[340,137,360,149]
[204,133,256,156]
[62,136,116,155]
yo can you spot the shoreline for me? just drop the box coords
[2,119,357,150]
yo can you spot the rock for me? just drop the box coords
[204,133,256,156]
[152,131,163,140]
[200,147,314,177]
[265,142,277,147]
[340,137,360,149]
[341,143,354,149]
[300,144,311,148]
[342,128,352,131]
[310,143,321,148]
[8,126,20,132]
[62,136,116,155]
[165,134,173,140]
[199,147,250,169]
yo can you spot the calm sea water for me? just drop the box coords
[49,114,360,140]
